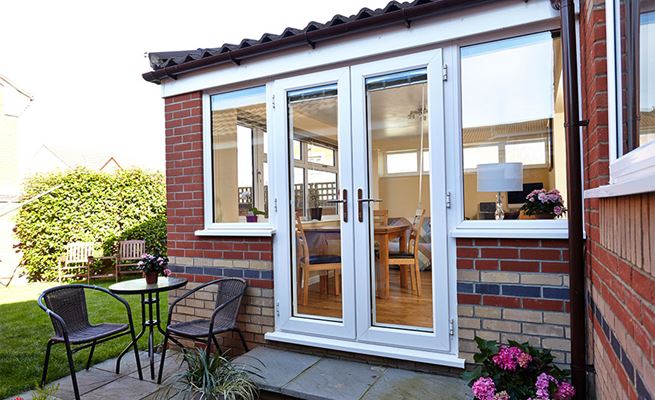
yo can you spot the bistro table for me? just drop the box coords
[109,276,187,380]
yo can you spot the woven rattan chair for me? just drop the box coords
[38,285,142,400]
[157,278,248,383]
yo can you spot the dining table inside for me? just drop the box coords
[302,221,409,299]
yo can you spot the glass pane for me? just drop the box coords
[386,152,417,174]
[307,143,335,166]
[366,69,433,331]
[640,6,655,146]
[210,86,267,223]
[422,150,430,172]
[461,32,567,221]
[288,84,342,320]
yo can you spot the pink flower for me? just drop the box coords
[554,206,562,216]
[535,373,557,400]
[163,268,172,277]
[538,192,547,202]
[517,351,533,368]
[494,391,510,400]
[492,346,530,371]
[472,377,496,400]
[554,381,575,400]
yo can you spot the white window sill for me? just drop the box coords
[584,179,655,199]
[195,225,275,237]
[265,330,465,368]
[451,220,569,239]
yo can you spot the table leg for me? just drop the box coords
[399,233,410,289]
[379,234,390,299]
[147,292,156,380]
[115,293,147,374]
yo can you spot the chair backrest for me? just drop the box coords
[409,209,426,256]
[64,242,94,264]
[118,240,146,261]
[373,210,389,226]
[294,214,310,265]
[40,286,90,337]
[214,278,248,324]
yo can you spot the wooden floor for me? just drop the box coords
[296,269,433,329]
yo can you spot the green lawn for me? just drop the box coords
[0,281,168,398]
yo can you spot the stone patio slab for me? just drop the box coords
[79,376,160,400]
[48,368,121,400]
[93,350,161,376]
[360,367,472,400]
[282,358,386,400]
[234,346,321,392]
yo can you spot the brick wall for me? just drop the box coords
[164,92,274,353]
[456,238,571,365]
[581,0,655,398]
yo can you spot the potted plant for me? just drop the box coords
[157,348,260,400]
[463,337,575,400]
[246,207,266,223]
[308,188,322,221]
[137,253,171,284]
[520,189,567,219]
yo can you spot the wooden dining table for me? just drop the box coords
[302,222,409,299]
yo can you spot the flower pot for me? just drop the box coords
[246,215,258,223]
[144,271,159,284]
[521,213,556,220]
[309,207,322,221]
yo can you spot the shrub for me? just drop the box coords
[463,337,574,400]
[14,168,166,281]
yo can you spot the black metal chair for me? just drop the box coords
[157,278,248,383]
[38,285,142,400]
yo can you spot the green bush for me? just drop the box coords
[14,168,166,281]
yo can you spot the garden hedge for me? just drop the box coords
[15,168,166,281]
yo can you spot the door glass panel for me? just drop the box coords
[365,69,433,331]
[288,84,343,320]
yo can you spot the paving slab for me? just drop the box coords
[234,346,321,393]
[79,376,160,400]
[48,368,121,400]
[93,350,160,376]
[132,352,187,383]
[360,367,472,400]
[282,358,386,400]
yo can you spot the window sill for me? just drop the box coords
[195,225,275,237]
[451,220,568,239]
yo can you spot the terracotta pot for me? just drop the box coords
[520,212,556,220]
[309,207,323,221]
[246,214,258,223]
[145,271,159,284]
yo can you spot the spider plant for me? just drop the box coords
[158,349,261,400]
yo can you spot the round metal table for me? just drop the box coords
[109,277,187,380]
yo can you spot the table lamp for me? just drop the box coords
[477,162,523,220]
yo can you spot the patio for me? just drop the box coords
[8,347,472,400]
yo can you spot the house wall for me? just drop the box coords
[163,90,574,368]
[580,1,655,398]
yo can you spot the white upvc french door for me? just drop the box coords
[351,49,451,352]
[272,68,357,339]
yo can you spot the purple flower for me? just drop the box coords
[537,192,547,202]
[554,381,575,400]
[492,346,531,371]
[554,206,562,216]
[163,268,172,277]
[535,373,557,400]
[472,377,496,400]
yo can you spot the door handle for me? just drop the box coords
[357,188,382,222]
[326,189,348,223]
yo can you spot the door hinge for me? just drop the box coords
[449,319,455,336]
[442,64,448,81]
[274,198,278,213]
[446,191,452,208]
[276,300,280,317]
[272,94,276,110]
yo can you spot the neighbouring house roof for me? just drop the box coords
[0,74,33,117]
[25,145,125,177]
[0,74,33,101]
[143,0,491,84]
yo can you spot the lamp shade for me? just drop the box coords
[477,163,523,192]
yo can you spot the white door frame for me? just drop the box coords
[350,49,452,352]
[271,67,357,339]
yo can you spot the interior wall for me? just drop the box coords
[212,109,239,223]
[378,175,431,221]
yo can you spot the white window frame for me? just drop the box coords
[586,0,655,198]
[449,28,569,239]
[293,139,340,220]
[196,84,276,237]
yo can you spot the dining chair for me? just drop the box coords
[388,209,425,297]
[158,278,248,383]
[295,214,341,305]
[373,209,389,226]
[38,285,142,400]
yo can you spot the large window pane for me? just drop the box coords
[210,86,268,223]
[461,32,567,221]
[386,152,417,174]
[640,6,655,146]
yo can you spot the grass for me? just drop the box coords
[0,280,168,399]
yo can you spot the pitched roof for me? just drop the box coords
[143,0,490,84]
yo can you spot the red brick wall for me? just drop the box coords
[581,1,655,398]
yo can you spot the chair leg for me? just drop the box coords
[130,323,143,381]
[206,334,213,363]
[235,327,249,352]
[212,335,223,356]
[85,341,96,370]
[334,270,340,296]
[41,340,53,387]
[302,268,309,306]
[64,340,81,400]
[414,261,422,298]
[157,330,169,384]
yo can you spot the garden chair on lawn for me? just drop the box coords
[115,239,146,281]
[157,278,248,384]
[58,242,94,283]
[38,285,142,400]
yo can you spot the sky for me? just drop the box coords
[1,0,390,171]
